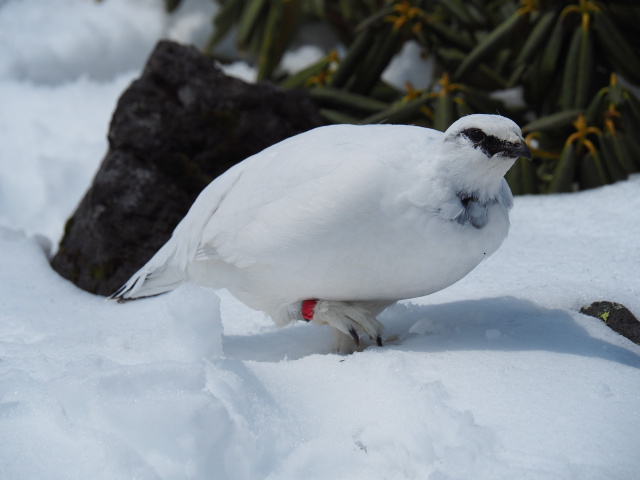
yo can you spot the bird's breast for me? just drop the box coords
[353,200,510,299]
[235,199,510,309]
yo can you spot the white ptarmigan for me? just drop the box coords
[110,114,530,352]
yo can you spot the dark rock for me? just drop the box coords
[51,40,324,296]
[580,301,640,344]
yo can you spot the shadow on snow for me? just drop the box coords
[223,296,640,369]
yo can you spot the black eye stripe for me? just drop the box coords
[459,128,514,157]
[462,128,485,143]
[481,135,509,157]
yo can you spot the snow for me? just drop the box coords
[383,41,434,90]
[1,1,640,479]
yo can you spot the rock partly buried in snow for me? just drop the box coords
[580,301,640,344]
[51,40,323,296]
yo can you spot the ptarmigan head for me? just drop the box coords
[439,114,531,199]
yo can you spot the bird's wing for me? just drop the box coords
[195,124,430,270]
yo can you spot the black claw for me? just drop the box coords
[348,328,360,346]
[376,335,383,347]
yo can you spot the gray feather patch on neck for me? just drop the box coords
[455,193,496,229]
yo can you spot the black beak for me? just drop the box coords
[509,140,532,160]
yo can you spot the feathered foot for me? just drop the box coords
[301,299,385,353]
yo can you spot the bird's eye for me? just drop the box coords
[463,128,486,144]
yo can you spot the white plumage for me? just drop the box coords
[110,114,530,351]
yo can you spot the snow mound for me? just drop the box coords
[1,225,640,479]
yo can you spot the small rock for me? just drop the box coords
[580,301,640,344]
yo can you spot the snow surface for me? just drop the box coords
[1,1,640,479]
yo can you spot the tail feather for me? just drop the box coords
[108,240,185,302]
[108,267,184,302]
